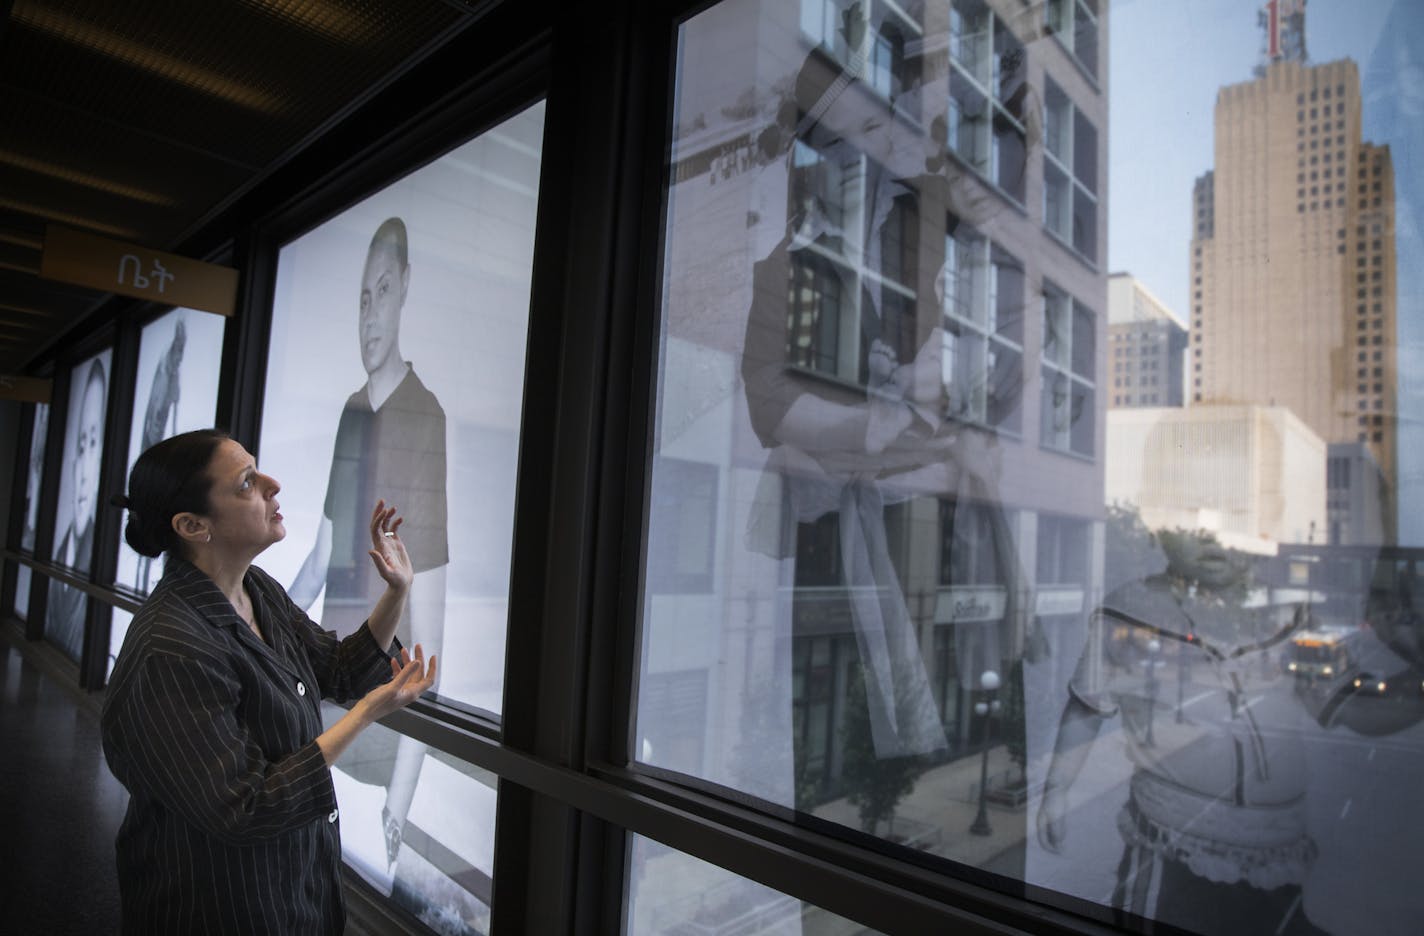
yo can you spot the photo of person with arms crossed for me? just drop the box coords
[102,430,436,933]
[288,216,449,872]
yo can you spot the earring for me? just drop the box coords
[205,533,212,543]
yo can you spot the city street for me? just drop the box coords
[1026,630,1424,936]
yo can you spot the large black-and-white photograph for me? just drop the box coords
[48,349,112,662]
[13,402,50,621]
[113,308,226,597]
[256,100,544,934]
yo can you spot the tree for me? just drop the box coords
[839,664,920,836]
[1103,502,1165,595]
[1000,658,1027,785]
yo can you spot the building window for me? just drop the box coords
[940,218,1025,432]
[1043,80,1097,262]
[948,0,1027,202]
[1045,0,1099,76]
[1040,282,1095,456]
[801,0,922,106]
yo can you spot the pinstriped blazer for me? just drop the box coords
[101,556,397,935]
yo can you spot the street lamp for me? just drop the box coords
[1176,639,1188,724]
[1144,639,1161,747]
[969,669,1001,837]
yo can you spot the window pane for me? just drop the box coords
[992,110,1027,201]
[322,703,494,934]
[48,350,112,662]
[1074,110,1098,194]
[1045,80,1071,163]
[113,308,226,596]
[625,833,884,935]
[950,0,991,84]
[257,101,545,718]
[993,14,1026,104]
[1044,163,1071,241]
[13,402,49,621]
[1074,1,1099,76]
[1072,186,1097,261]
[638,2,1424,935]
[950,70,989,172]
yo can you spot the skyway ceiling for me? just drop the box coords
[0,0,487,377]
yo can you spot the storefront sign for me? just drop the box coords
[40,225,238,316]
[1034,587,1084,616]
[935,586,1007,624]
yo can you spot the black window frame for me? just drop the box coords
[2,2,1139,934]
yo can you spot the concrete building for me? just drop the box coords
[1106,404,1327,555]
[1107,273,1186,409]
[1326,441,1386,546]
[1190,54,1398,537]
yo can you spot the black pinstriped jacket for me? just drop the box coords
[101,556,397,934]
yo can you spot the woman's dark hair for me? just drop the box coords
[120,430,229,559]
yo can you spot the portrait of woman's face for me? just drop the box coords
[72,372,105,538]
[23,406,47,538]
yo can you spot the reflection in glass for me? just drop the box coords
[637,1,1424,934]
[626,833,883,935]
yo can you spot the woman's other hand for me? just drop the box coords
[359,645,438,722]
[367,499,413,593]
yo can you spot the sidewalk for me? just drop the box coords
[808,744,1028,872]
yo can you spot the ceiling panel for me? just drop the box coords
[0,0,475,377]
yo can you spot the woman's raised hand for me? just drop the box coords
[367,499,414,593]
[360,644,438,721]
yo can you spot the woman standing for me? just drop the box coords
[101,429,437,934]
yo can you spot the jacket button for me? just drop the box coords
[328,809,339,823]
[297,681,307,696]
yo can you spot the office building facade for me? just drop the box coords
[1190,57,1398,537]
[1107,273,1186,409]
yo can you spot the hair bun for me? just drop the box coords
[123,510,165,559]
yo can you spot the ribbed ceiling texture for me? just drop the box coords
[0,0,477,376]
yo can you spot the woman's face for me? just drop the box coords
[72,377,105,537]
[201,439,286,558]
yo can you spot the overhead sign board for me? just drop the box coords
[0,376,52,403]
[40,225,238,317]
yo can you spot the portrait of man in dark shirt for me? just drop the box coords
[290,216,449,873]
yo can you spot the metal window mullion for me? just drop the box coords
[878,0,924,37]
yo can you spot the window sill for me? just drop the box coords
[1041,225,1101,274]
[1045,31,1102,95]
[1037,441,1096,464]
[940,146,1029,221]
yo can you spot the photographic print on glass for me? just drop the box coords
[48,349,112,661]
[256,101,544,934]
[13,403,49,621]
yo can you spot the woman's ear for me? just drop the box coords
[172,512,212,546]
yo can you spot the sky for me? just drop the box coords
[1107,0,1395,311]
[1107,0,1424,542]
